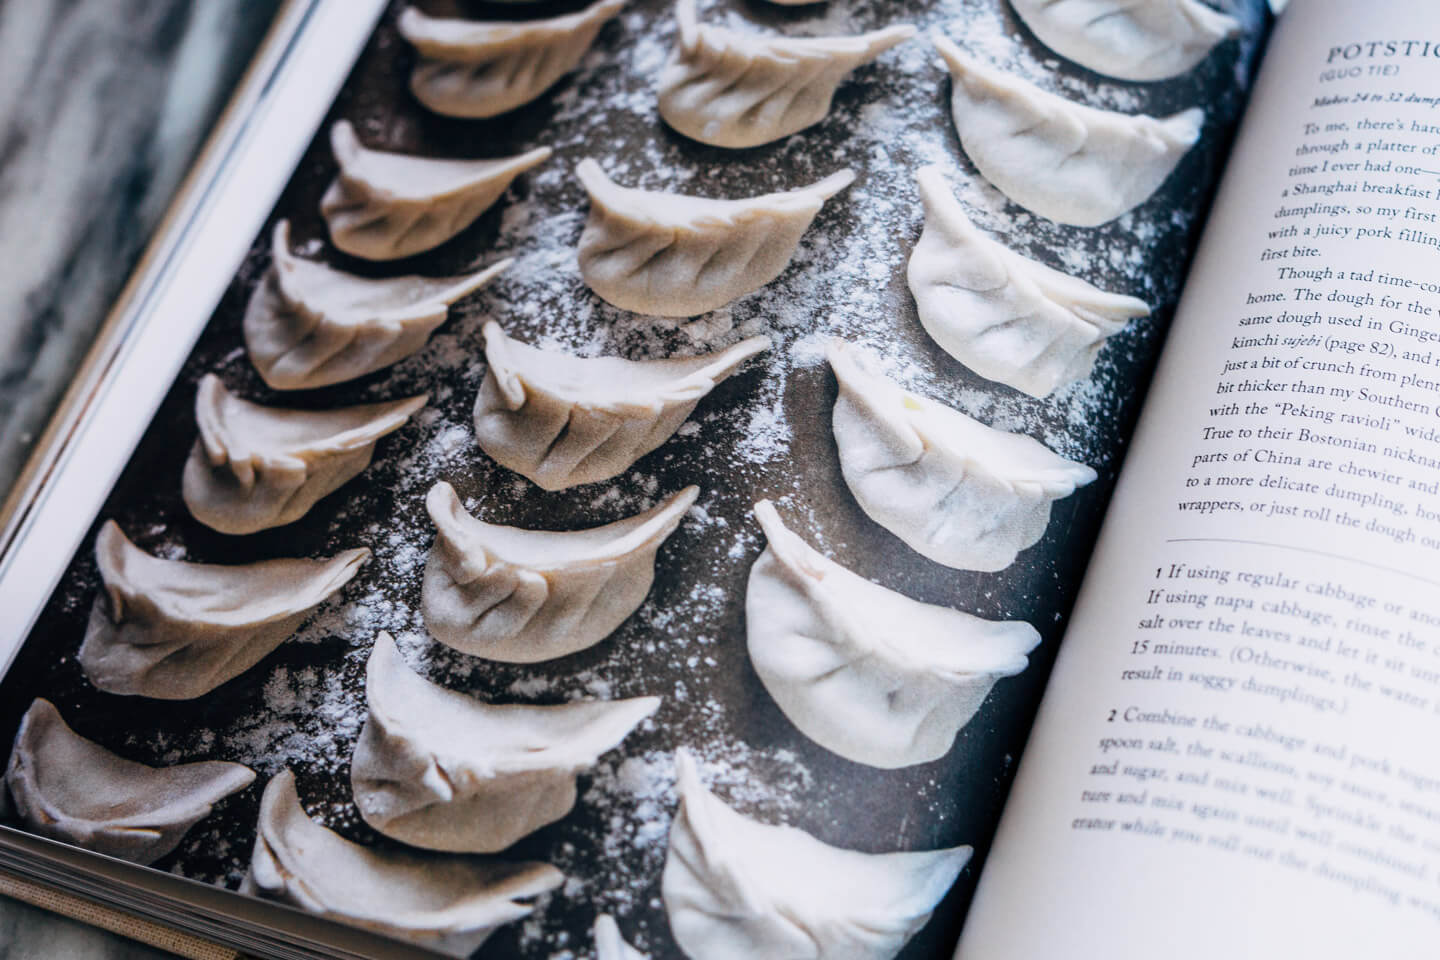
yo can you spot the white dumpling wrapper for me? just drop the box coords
[935,35,1203,226]
[4,699,254,865]
[473,322,770,489]
[182,374,426,534]
[662,750,971,960]
[907,165,1149,398]
[398,0,626,119]
[1010,0,1241,82]
[576,159,853,317]
[746,501,1039,768]
[245,769,562,958]
[245,220,510,390]
[351,632,659,851]
[657,0,914,149]
[321,120,552,261]
[827,340,1095,572]
[595,914,647,960]
[422,481,697,661]
[80,521,369,699]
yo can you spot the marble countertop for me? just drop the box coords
[0,0,279,954]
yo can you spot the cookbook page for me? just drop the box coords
[958,2,1440,957]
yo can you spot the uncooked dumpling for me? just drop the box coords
[245,769,562,958]
[422,481,697,661]
[907,166,1149,397]
[473,322,769,489]
[351,633,659,851]
[182,374,426,534]
[321,120,552,260]
[1010,0,1240,82]
[399,0,626,119]
[5,699,254,865]
[245,220,510,390]
[80,522,368,699]
[746,502,1038,768]
[595,914,646,960]
[934,35,1203,226]
[662,750,970,960]
[576,159,853,316]
[658,0,914,149]
[827,341,1095,571]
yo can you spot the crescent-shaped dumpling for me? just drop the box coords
[1010,0,1241,82]
[422,481,697,661]
[79,522,369,699]
[182,375,426,535]
[746,501,1039,768]
[595,914,645,960]
[827,340,1095,572]
[657,0,915,149]
[934,35,1203,226]
[245,769,563,958]
[245,220,510,390]
[5,699,254,865]
[398,0,627,119]
[473,322,770,489]
[321,120,552,261]
[907,165,1149,398]
[661,750,971,960]
[350,632,660,851]
[576,159,853,316]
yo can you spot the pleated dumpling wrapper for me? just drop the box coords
[473,322,770,490]
[351,633,660,851]
[658,0,915,149]
[595,914,646,960]
[245,220,510,390]
[398,0,626,119]
[662,750,971,960]
[746,502,1039,768]
[934,35,1202,226]
[321,120,552,261]
[5,699,254,865]
[827,341,1095,572]
[907,166,1149,398]
[576,159,853,317]
[245,769,563,958]
[182,374,426,535]
[422,481,697,661]
[1009,0,1241,82]
[80,522,368,699]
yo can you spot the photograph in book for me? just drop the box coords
[0,0,1269,957]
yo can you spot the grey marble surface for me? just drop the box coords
[0,0,282,504]
[0,0,278,955]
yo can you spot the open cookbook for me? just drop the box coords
[6,0,1440,956]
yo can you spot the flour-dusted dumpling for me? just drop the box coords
[746,502,1038,768]
[5,699,254,865]
[182,375,426,535]
[595,914,646,960]
[398,0,626,119]
[907,166,1149,398]
[474,322,770,489]
[576,159,853,316]
[1010,0,1241,82]
[934,35,1203,226]
[662,750,970,960]
[423,482,697,661]
[245,220,510,390]
[827,341,1095,571]
[657,0,914,149]
[322,120,552,261]
[245,769,562,958]
[351,633,659,851]
[80,522,368,699]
